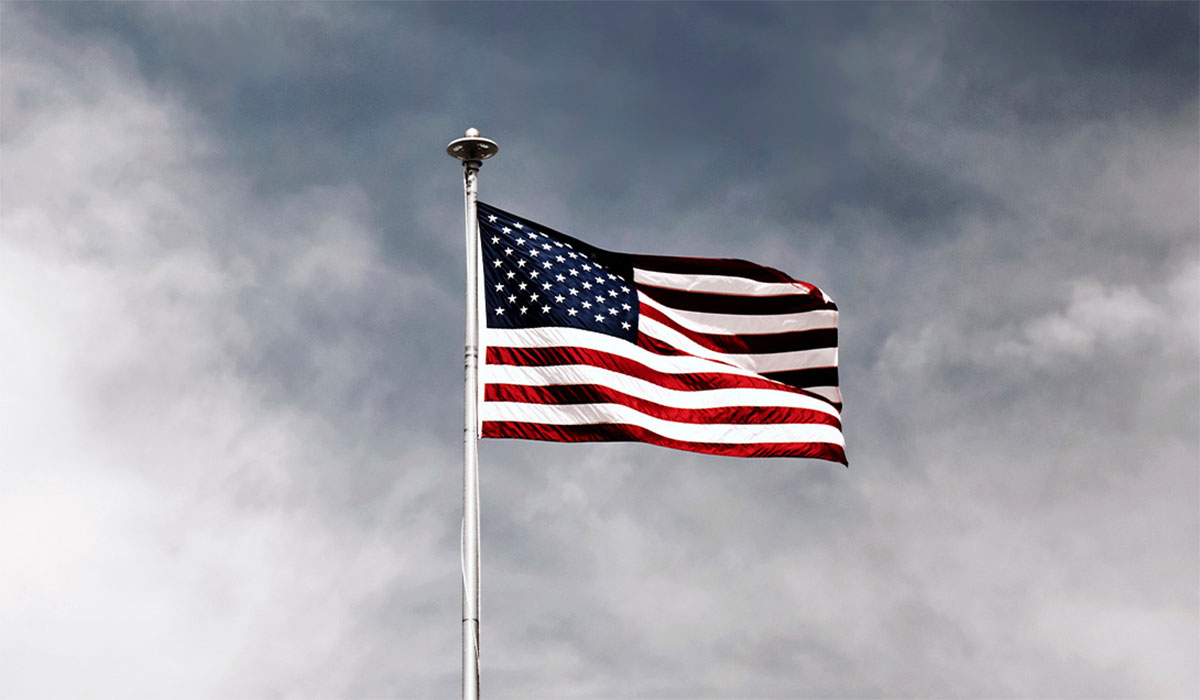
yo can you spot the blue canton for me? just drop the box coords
[479,203,638,342]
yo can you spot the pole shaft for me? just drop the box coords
[461,162,482,700]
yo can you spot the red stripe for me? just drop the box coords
[636,283,836,315]
[486,345,821,398]
[638,302,838,355]
[482,421,848,463]
[485,383,842,428]
[762,367,840,390]
[627,256,803,284]
[636,333,691,356]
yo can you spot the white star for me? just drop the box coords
[492,260,503,268]
[621,321,631,330]
[506,271,516,279]
[555,295,565,303]
[607,273,616,280]
[542,243,552,250]
[569,268,579,276]
[541,305,551,313]
[502,227,511,234]
[568,288,579,296]
[518,282,527,290]
[513,222,523,229]
[556,256,565,263]
[581,281,592,290]
[487,215,498,223]
[519,306,528,314]
[515,238,525,246]
[568,252,578,259]
[556,274,566,282]
[490,236,500,244]
[621,303,631,311]
[530,270,540,278]
[493,283,504,292]
[517,260,527,268]
[567,308,578,316]
[621,285,630,292]
[595,295,605,304]
[542,261,553,269]
[504,247,513,256]
[530,249,540,257]
[608,307,618,315]
[507,295,517,303]
[555,241,564,248]
[494,307,504,315]
[529,293,539,301]
[608,289,619,297]
[594,313,605,322]
[582,301,592,309]
[542,282,552,290]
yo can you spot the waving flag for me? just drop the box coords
[478,202,845,464]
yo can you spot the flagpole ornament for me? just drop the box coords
[447,127,496,700]
[446,127,499,166]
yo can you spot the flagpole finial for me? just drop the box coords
[447,128,498,165]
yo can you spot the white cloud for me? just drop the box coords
[1,9,455,697]
[878,264,1196,383]
[1017,280,1166,360]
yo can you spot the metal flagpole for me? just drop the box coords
[446,128,497,700]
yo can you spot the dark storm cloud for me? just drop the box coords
[3,2,1197,698]
[37,2,1197,228]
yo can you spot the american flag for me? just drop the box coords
[478,202,846,464]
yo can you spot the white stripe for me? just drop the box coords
[483,326,839,415]
[636,315,744,366]
[638,315,838,374]
[484,325,839,405]
[743,347,838,374]
[483,363,841,418]
[639,293,838,335]
[634,268,819,297]
[483,402,845,446]
[484,325,764,382]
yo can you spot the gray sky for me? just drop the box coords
[2,2,1197,698]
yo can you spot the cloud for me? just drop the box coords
[2,4,1196,699]
[878,262,1196,381]
[1015,279,1171,361]
[1,9,459,697]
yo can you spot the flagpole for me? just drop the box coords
[446,128,498,700]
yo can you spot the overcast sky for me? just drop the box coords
[2,2,1197,698]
